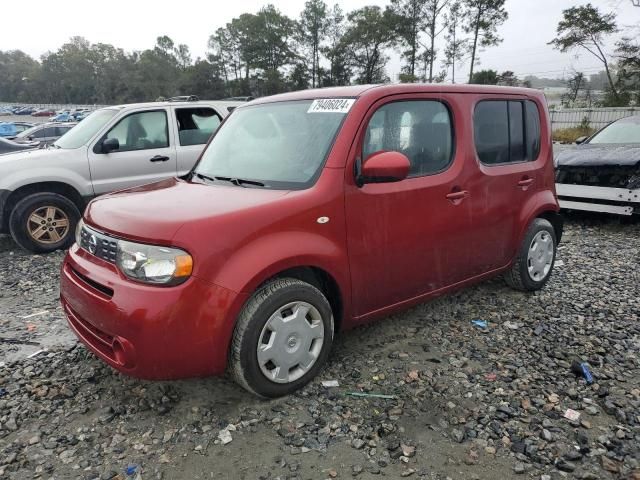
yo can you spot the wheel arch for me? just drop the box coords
[3,182,86,231]
[258,265,345,333]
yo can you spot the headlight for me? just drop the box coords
[75,219,84,246]
[116,240,193,286]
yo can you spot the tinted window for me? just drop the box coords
[103,110,169,152]
[524,101,541,159]
[31,127,47,139]
[474,101,510,164]
[176,108,221,146]
[363,100,453,177]
[43,127,57,138]
[509,102,525,162]
[474,100,541,164]
[55,126,72,137]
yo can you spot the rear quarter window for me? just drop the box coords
[474,99,542,165]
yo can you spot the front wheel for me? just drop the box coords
[230,278,334,398]
[505,218,557,291]
[9,193,81,254]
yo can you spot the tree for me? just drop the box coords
[299,0,328,88]
[470,69,498,84]
[388,0,428,81]
[614,38,640,104]
[561,71,586,107]
[423,0,450,82]
[321,4,351,86]
[344,6,394,84]
[549,3,619,102]
[442,1,467,83]
[174,44,192,70]
[498,70,518,86]
[462,0,508,83]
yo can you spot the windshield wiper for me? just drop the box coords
[192,172,216,184]
[214,176,266,188]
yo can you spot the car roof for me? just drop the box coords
[109,100,243,112]
[248,83,544,106]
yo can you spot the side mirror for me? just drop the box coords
[575,136,588,145]
[101,137,120,153]
[357,151,410,186]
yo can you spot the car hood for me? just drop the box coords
[84,177,291,243]
[555,144,640,167]
[0,145,62,160]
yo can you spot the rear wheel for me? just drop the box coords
[9,193,80,253]
[230,278,334,398]
[505,218,557,291]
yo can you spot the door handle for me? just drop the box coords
[517,177,534,187]
[445,189,469,203]
[149,155,170,162]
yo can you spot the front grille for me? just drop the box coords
[79,226,118,264]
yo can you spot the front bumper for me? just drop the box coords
[60,244,247,379]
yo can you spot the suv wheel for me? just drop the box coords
[505,218,557,291]
[9,193,81,253]
[230,278,334,398]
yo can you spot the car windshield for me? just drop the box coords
[194,99,351,189]
[54,108,118,149]
[589,118,640,144]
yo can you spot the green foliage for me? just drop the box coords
[299,0,329,88]
[470,69,498,84]
[549,3,619,102]
[343,6,395,84]
[462,0,508,83]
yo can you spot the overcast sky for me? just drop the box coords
[0,0,638,81]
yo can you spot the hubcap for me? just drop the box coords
[257,301,325,384]
[527,230,554,281]
[27,206,69,244]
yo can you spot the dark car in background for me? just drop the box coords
[555,115,640,215]
[16,122,77,146]
[0,136,39,154]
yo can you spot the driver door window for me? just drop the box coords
[104,111,169,153]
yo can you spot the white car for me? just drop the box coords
[0,99,240,252]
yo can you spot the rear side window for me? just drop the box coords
[474,100,541,165]
[363,100,454,177]
[176,108,221,146]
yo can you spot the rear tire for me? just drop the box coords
[9,192,80,254]
[505,218,556,291]
[230,278,334,398]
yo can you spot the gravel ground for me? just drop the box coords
[0,214,639,480]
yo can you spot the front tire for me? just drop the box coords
[9,193,80,254]
[505,218,557,291]
[230,278,334,398]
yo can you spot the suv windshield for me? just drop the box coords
[54,108,118,149]
[589,117,640,144]
[194,100,350,189]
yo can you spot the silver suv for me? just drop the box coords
[0,100,239,253]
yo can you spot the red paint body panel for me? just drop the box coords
[60,84,560,380]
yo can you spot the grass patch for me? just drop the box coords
[553,126,597,144]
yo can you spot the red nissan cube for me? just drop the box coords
[60,84,562,397]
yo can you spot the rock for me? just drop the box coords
[352,438,366,449]
[452,429,464,443]
[601,456,620,473]
[541,429,553,441]
[556,460,576,472]
[513,463,527,474]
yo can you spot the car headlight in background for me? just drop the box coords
[116,240,193,286]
